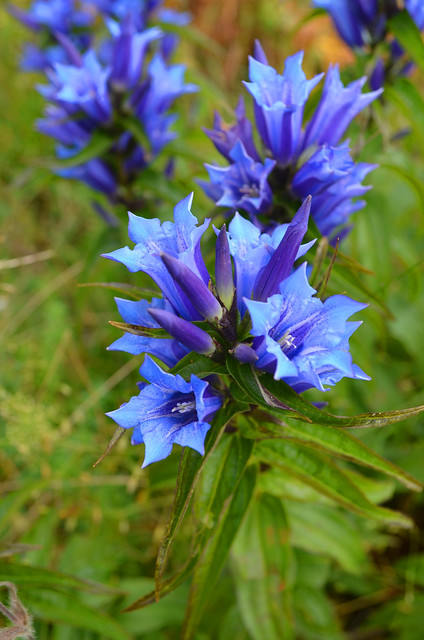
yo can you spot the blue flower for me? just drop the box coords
[201,46,380,239]
[226,197,315,314]
[203,96,260,162]
[105,192,369,423]
[103,193,212,321]
[106,356,223,467]
[301,65,381,150]
[9,0,93,71]
[312,0,381,48]
[243,52,323,165]
[40,51,112,124]
[244,263,370,392]
[292,142,377,237]
[203,141,276,218]
[313,0,424,89]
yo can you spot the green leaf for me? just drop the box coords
[238,412,422,491]
[255,440,413,528]
[226,357,311,422]
[154,402,247,599]
[227,358,424,435]
[51,131,112,169]
[0,561,122,593]
[182,465,257,639]
[284,501,367,574]
[388,10,424,73]
[193,435,254,532]
[21,589,131,640]
[170,352,227,379]
[231,495,294,640]
[384,77,424,148]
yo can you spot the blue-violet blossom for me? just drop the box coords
[201,44,381,240]
[37,20,196,209]
[104,192,369,395]
[106,355,222,466]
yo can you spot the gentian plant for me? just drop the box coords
[36,18,196,214]
[200,44,381,240]
[102,192,424,621]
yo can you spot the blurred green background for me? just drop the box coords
[1,1,424,638]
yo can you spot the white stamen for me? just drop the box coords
[171,401,196,414]
[279,332,296,350]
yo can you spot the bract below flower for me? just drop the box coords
[106,356,223,467]
[107,297,188,366]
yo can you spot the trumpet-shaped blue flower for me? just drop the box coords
[103,193,211,321]
[312,0,381,48]
[106,356,223,467]
[203,141,276,217]
[203,96,260,162]
[245,263,370,392]
[201,45,380,239]
[243,52,323,165]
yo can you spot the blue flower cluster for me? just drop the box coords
[313,0,424,89]
[200,44,381,241]
[105,193,369,466]
[10,0,190,71]
[37,19,196,209]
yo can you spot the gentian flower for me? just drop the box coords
[201,45,381,240]
[313,0,424,89]
[37,21,196,211]
[9,0,94,71]
[106,356,223,467]
[245,264,370,392]
[104,192,368,398]
[202,141,276,219]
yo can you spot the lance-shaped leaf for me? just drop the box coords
[388,10,424,74]
[227,357,424,433]
[238,412,422,491]
[231,495,294,640]
[182,465,257,639]
[169,352,228,380]
[52,131,112,169]
[154,402,247,598]
[255,440,413,528]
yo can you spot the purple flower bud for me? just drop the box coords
[254,196,311,301]
[148,308,215,355]
[160,253,223,322]
[215,225,234,309]
[231,344,259,363]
